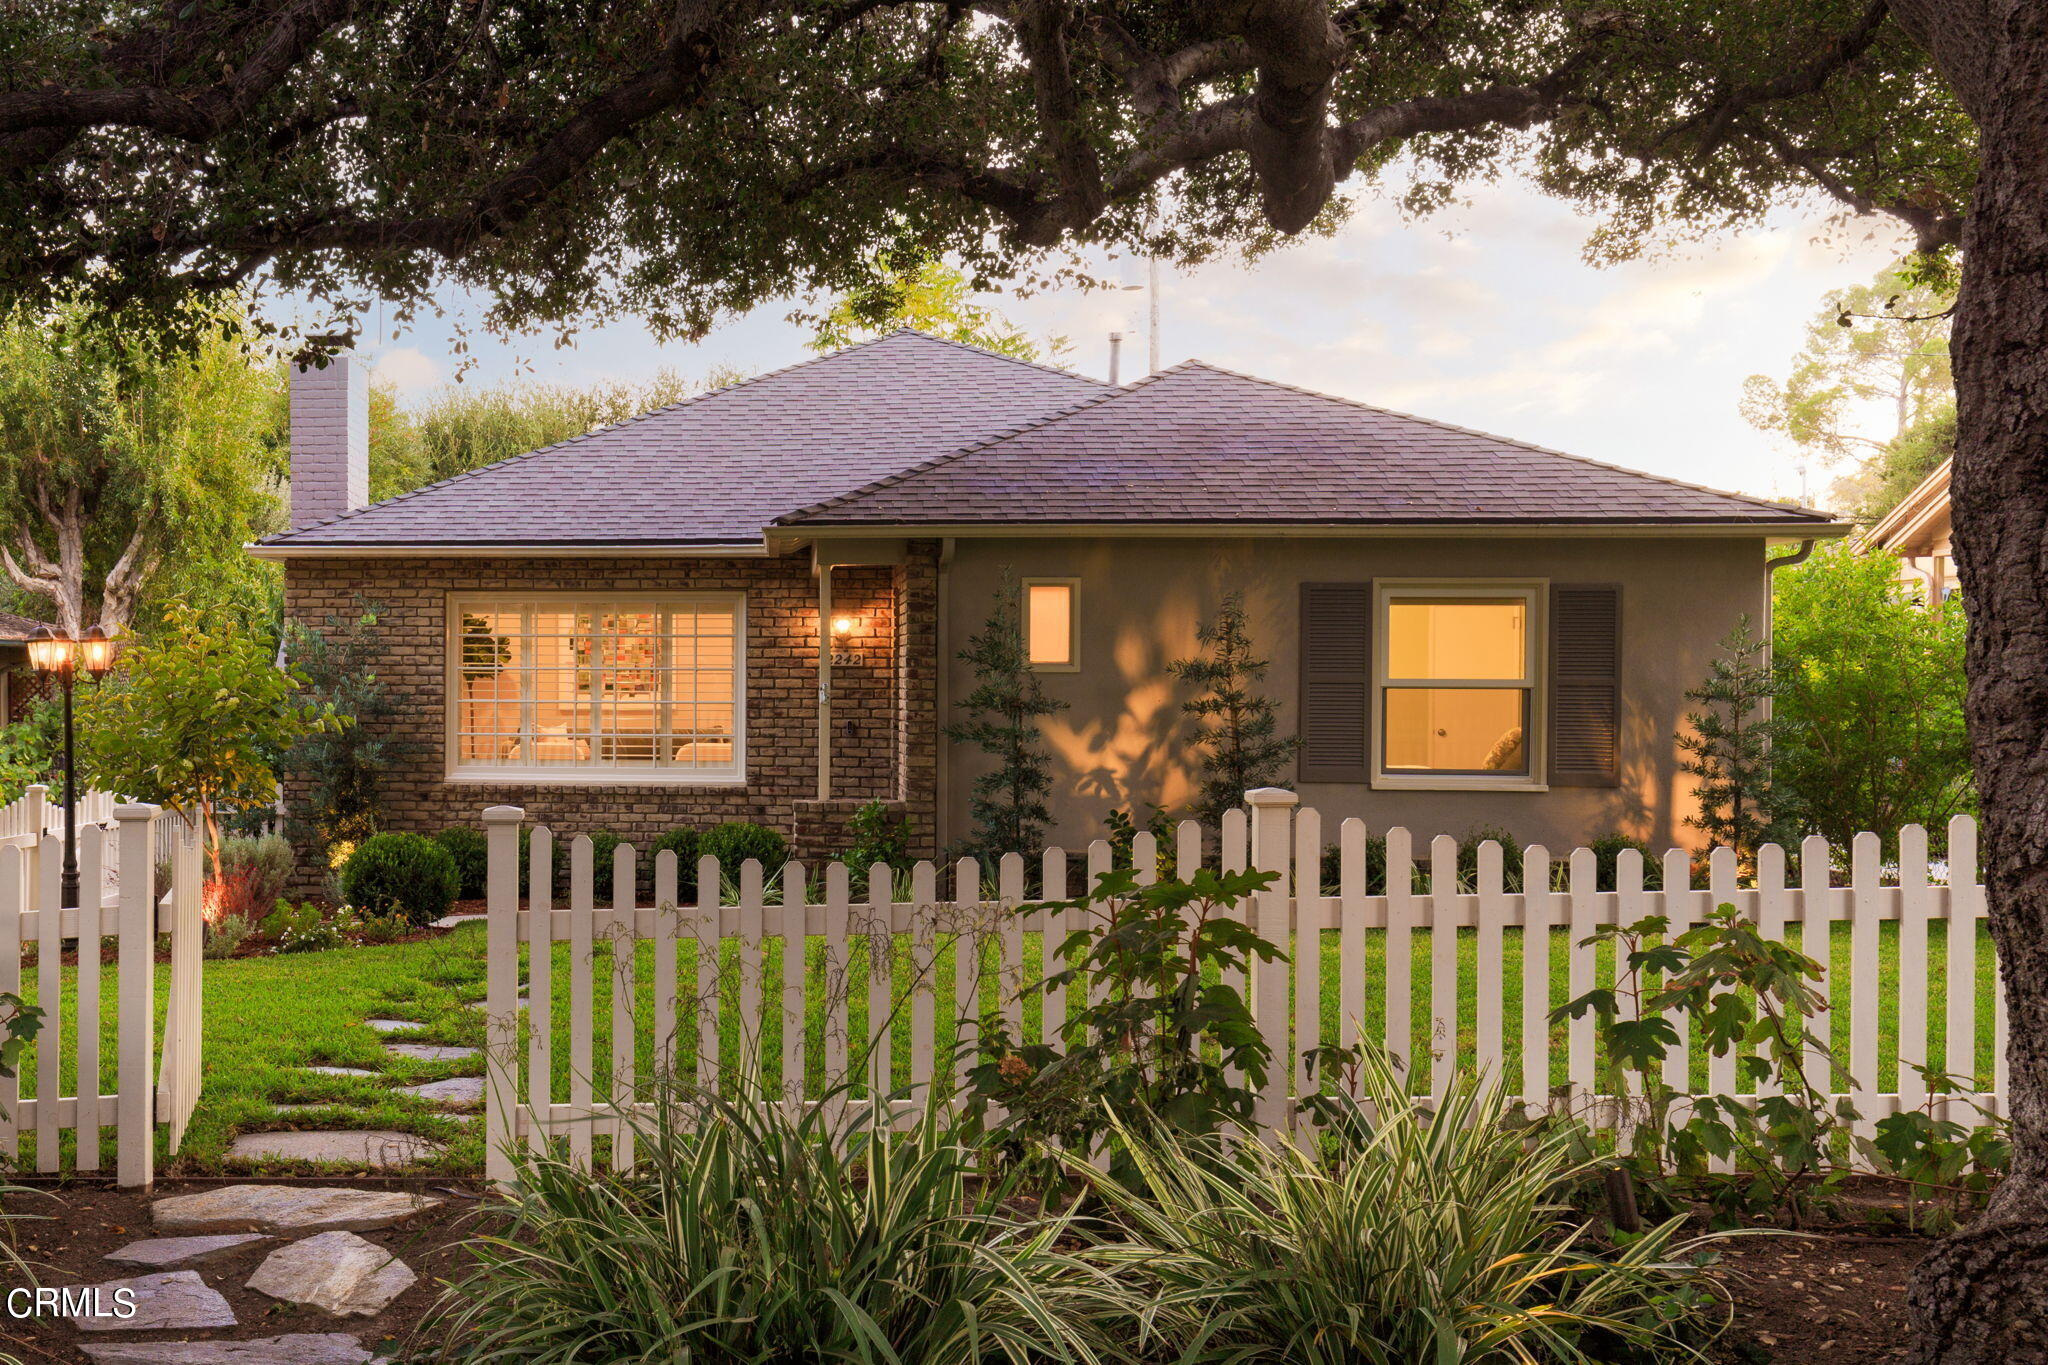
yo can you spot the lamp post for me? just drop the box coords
[26,625,115,907]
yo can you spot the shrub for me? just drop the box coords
[259,899,345,953]
[434,826,490,900]
[650,827,698,896]
[426,1075,1130,1362]
[213,834,294,921]
[339,832,459,927]
[700,821,788,875]
[1587,831,1665,891]
[841,801,911,873]
[1086,1050,1725,1364]
[202,914,253,960]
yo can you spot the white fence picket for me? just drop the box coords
[528,828,556,1156]
[1428,833,1458,1100]
[611,843,638,1172]
[1520,847,1552,1113]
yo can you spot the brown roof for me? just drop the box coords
[780,361,1835,529]
[258,330,1103,550]
[0,612,56,642]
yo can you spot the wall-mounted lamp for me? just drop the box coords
[829,615,858,668]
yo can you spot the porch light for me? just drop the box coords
[831,615,855,637]
[80,625,115,678]
[25,626,69,675]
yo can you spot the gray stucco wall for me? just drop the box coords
[937,534,1775,855]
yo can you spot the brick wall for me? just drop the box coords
[281,547,941,880]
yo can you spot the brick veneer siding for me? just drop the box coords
[281,547,941,880]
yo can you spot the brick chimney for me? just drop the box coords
[289,354,369,529]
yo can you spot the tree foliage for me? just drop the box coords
[0,5,1971,355]
[281,597,403,861]
[0,296,281,634]
[78,603,337,873]
[1772,542,1972,853]
[809,251,1068,364]
[945,574,1068,858]
[1167,592,1300,826]
[1742,261,1955,521]
[1676,616,1785,861]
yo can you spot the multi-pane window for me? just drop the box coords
[450,595,743,779]
[1377,587,1537,777]
[1024,579,1078,669]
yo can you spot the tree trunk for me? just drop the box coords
[1906,7,2048,1360]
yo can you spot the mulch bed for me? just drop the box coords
[0,1172,1947,1363]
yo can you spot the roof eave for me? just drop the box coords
[783,519,1856,540]
[249,540,773,561]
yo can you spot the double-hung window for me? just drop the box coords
[449,593,744,782]
[1375,583,1541,785]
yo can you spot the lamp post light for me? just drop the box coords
[27,625,116,907]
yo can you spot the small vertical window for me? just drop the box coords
[1024,579,1077,669]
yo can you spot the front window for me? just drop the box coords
[450,594,743,781]
[1024,579,1078,669]
[1377,586,1538,779]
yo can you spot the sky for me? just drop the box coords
[343,176,1913,510]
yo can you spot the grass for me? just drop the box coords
[2,913,2003,1174]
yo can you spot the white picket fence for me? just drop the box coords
[478,790,2000,1184]
[0,805,204,1187]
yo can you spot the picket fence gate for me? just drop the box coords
[0,804,205,1187]
[478,790,2001,1186]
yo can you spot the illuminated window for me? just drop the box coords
[1377,587,1538,777]
[1024,579,1077,669]
[449,594,743,780]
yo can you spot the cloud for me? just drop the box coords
[370,347,442,392]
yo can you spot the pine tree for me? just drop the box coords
[946,575,1069,856]
[1677,616,1785,860]
[1169,592,1302,827]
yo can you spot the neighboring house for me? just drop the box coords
[1865,457,1956,602]
[252,331,1847,858]
[0,612,59,724]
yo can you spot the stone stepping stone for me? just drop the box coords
[228,1130,447,1167]
[70,1269,236,1331]
[106,1233,269,1268]
[383,1042,476,1062]
[154,1185,443,1235]
[303,1065,381,1078]
[432,912,486,929]
[468,996,527,1011]
[363,1018,423,1033]
[249,1230,416,1317]
[81,1333,375,1364]
[397,1076,483,1106]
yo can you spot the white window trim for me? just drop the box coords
[443,590,748,787]
[1370,579,1548,794]
[1022,577,1081,673]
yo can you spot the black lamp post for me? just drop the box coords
[26,625,115,907]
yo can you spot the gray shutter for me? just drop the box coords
[1298,582,1371,783]
[1549,583,1622,788]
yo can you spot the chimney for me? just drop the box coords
[289,354,369,529]
[1108,331,1123,386]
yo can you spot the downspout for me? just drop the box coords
[935,537,955,854]
[1762,538,1815,728]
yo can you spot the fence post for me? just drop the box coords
[1245,787,1297,1136]
[114,804,158,1190]
[483,806,525,1190]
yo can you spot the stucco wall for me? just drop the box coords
[938,535,1775,854]
[280,547,940,867]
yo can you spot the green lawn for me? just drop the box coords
[3,916,2002,1174]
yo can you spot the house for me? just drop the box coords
[0,612,61,723]
[1865,457,1956,602]
[252,331,1848,858]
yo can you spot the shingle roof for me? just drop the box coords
[0,612,53,641]
[258,330,1104,550]
[779,361,1834,529]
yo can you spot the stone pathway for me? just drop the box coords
[383,1041,476,1062]
[69,1187,432,1358]
[397,1076,483,1106]
[303,1065,381,1078]
[362,1018,421,1033]
[228,1130,447,1165]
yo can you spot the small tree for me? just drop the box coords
[1168,592,1302,827]
[945,575,1068,857]
[1676,616,1784,860]
[79,603,338,879]
[282,598,404,861]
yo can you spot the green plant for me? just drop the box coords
[1103,805,1175,882]
[281,598,404,862]
[202,914,255,960]
[352,910,412,945]
[1773,541,1973,856]
[1588,832,1666,891]
[1677,616,1787,862]
[1863,1065,2011,1234]
[0,992,44,1091]
[260,899,346,953]
[1555,903,1855,1226]
[650,827,699,896]
[340,831,460,928]
[946,571,1068,857]
[840,800,912,872]
[1168,591,1301,827]
[78,602,338,880]
[433,826,489,900]
[967,864,1282,1184]
[0,700,58,806]
[426,1072,1132,1363]
[700,821,788,876]
[215,834,293,916]
[1083,1050,1725,1365]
